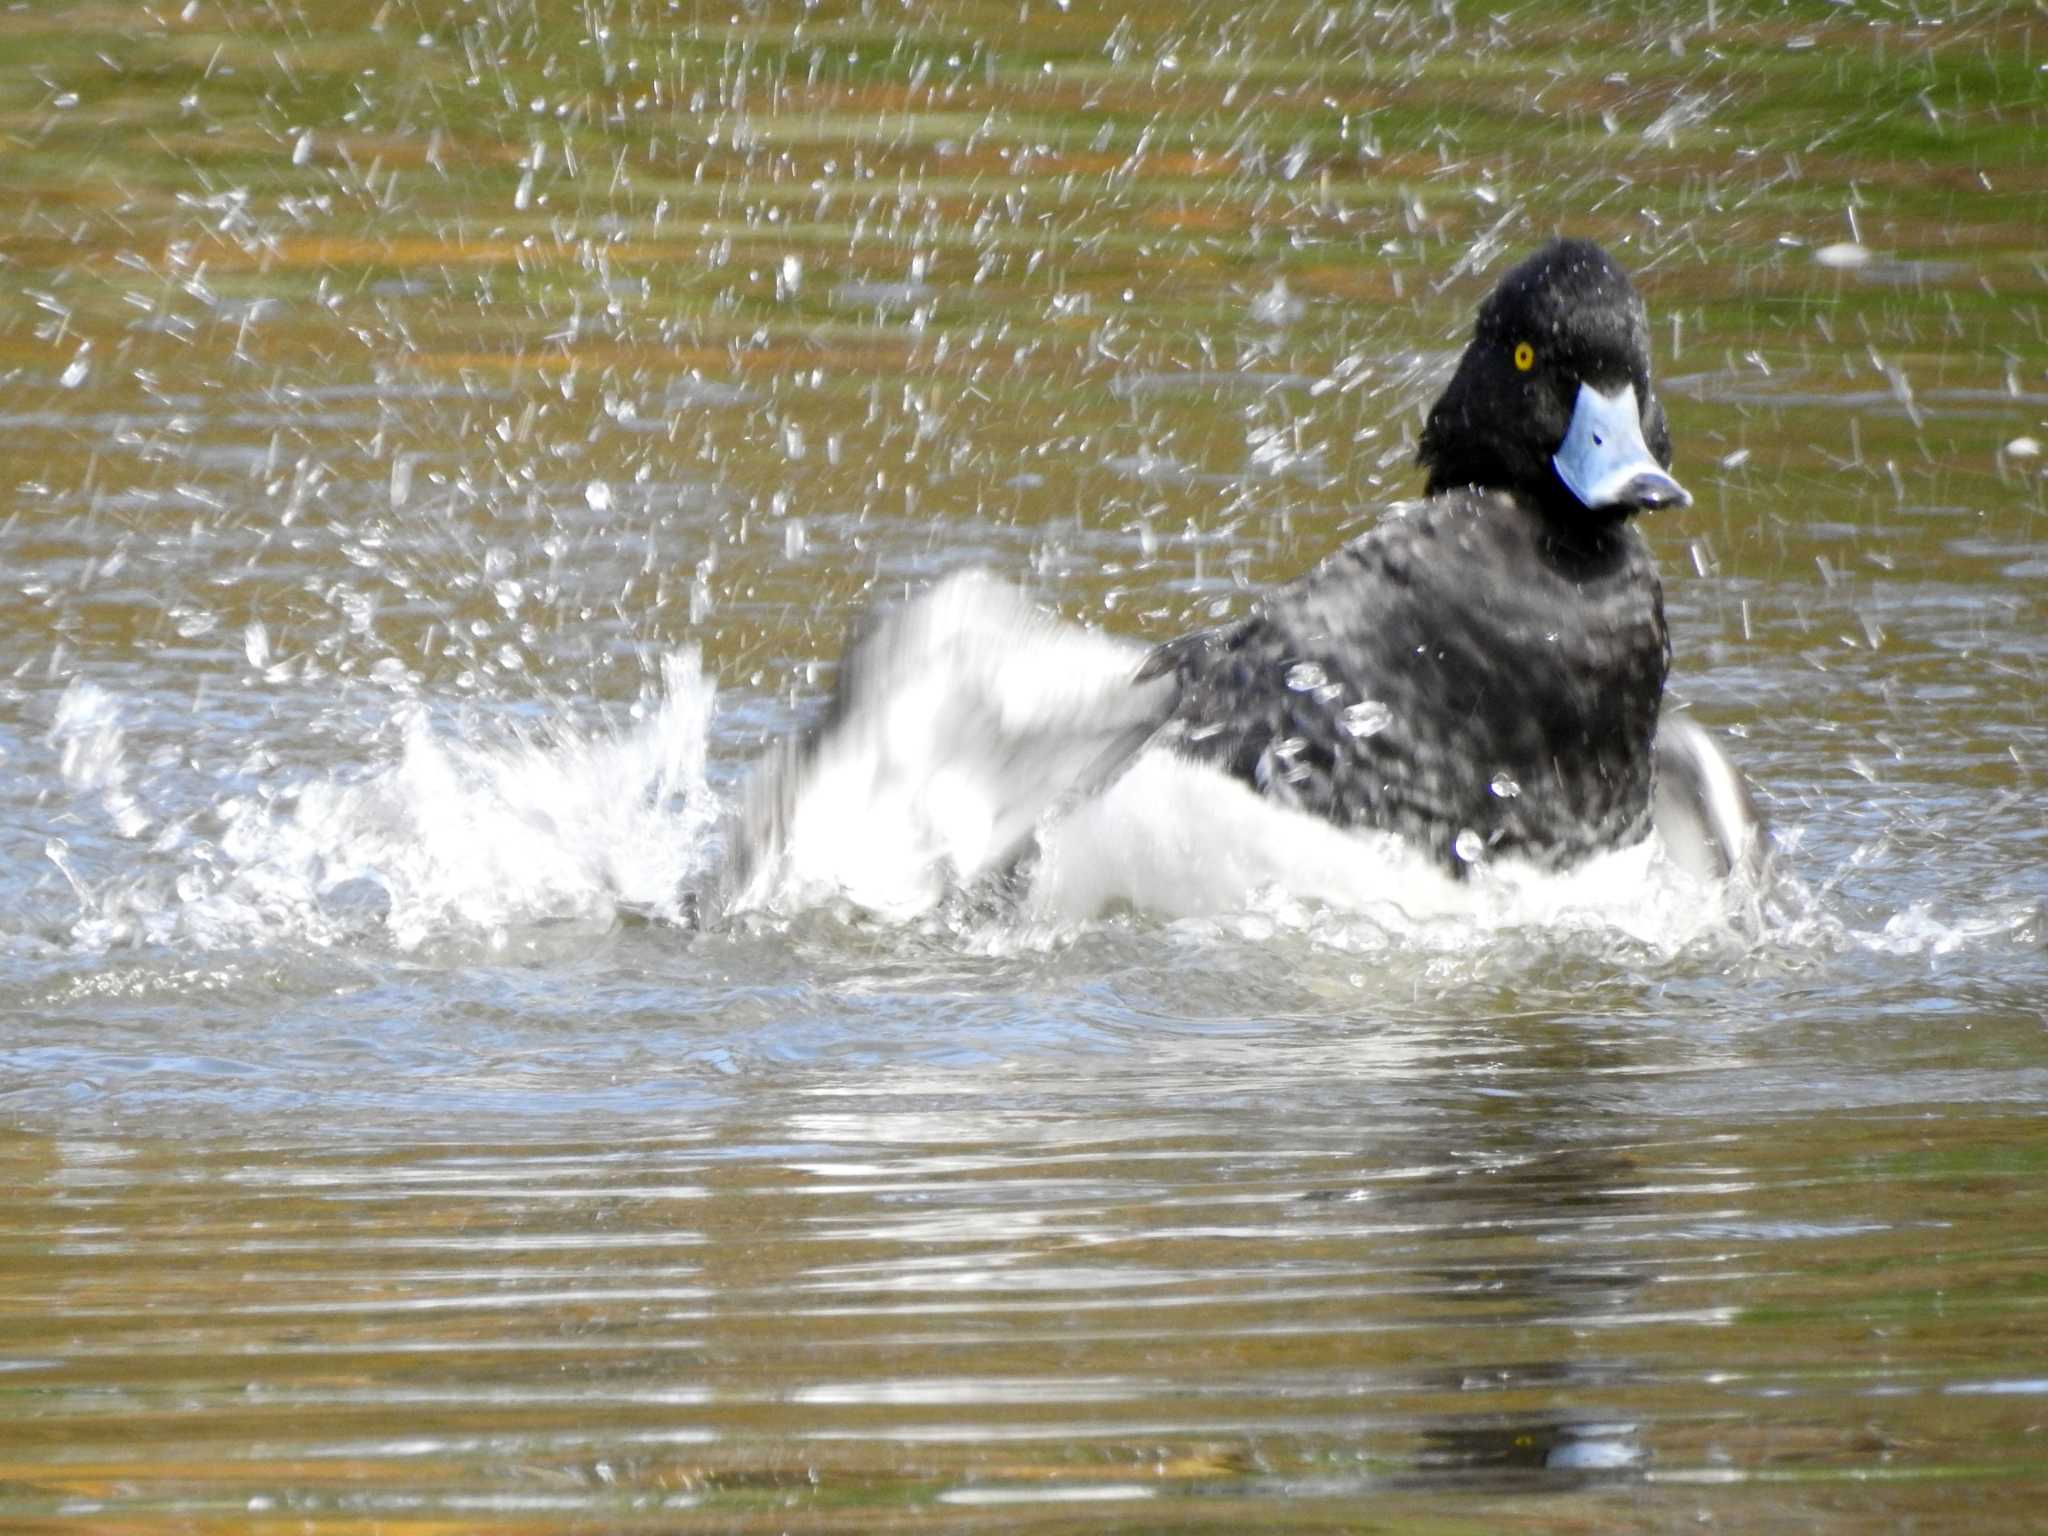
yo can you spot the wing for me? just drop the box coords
[723,572,1178,915]
[1651,711,1769,883]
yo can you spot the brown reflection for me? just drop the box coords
[1322,1017,1662,1489]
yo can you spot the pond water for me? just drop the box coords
[1,1,2043,1529]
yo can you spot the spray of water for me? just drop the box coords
[46,655,717,955]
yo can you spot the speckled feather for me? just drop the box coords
[1141,489,1669,874]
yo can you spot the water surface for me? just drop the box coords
[1,1,2043,1528]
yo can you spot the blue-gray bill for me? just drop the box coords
[1552,382,1691,512]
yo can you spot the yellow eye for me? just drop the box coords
[1513,341,1535,371]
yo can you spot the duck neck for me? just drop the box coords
[1534,501,1639,576]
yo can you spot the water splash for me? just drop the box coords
[42,632,2004,979]
[721,576,1807,963]
[1026,746,1784,963]
[56,654,717,955]
[50,681,150,840]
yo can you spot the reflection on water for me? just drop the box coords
[1,0,2044,1528]
[4,1085,2045,1527]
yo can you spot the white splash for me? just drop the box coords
[50,681,150,839]
[1862,900,2040,959]
[63,653,717,953]
[1029,748,1749,955]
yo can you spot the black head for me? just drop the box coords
[1417,239,1685,523]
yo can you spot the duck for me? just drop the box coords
[724,239,1764,917]
[1145,238,1684,876]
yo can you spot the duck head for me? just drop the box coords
[1418,239,1688,524]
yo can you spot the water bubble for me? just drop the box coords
[1340,699,1391,738]
[1453,829,1485,863]
[1489,772,1520,799]
[584,480,612,513]
[59,350,90,389]
[1285,661,1327,692]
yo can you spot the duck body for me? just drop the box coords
[1146,488,1669,874]
[1136,237,1687,876]
[724,238,1763,918]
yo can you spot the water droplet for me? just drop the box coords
[1269,736,1312,784]
[1340,699,1391,738]
[1285,661,1326,692]
[1453,829,1485,863]
[1489,772,1520,799]
[1813,241,1870,269]
[1251,278,1301,326]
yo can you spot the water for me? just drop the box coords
[2,1,2044,1527]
